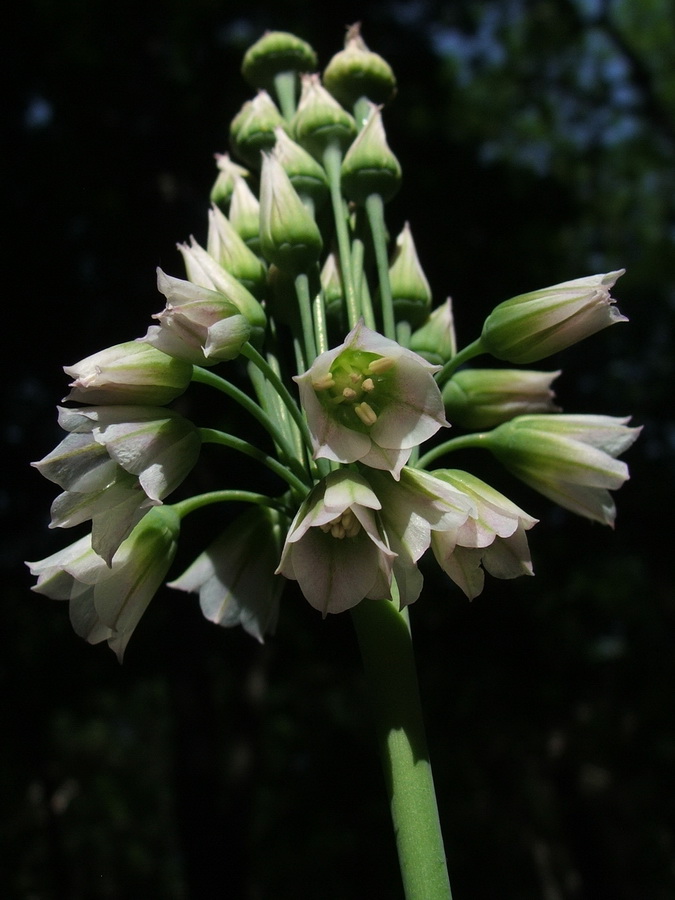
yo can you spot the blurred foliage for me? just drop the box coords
[4,0,674,897]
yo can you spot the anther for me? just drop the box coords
[354,402,378,426]
[367,356,395,375]
[362,378,375,392]
[342,387,357,400]
[313,373,335,391]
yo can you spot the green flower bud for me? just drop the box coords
[409,299,456,364]
[209,153,250,210]
[323,23,397,109]
[388,222,432,327]
[320,251,345,323]
[228,176,261,254]
[206,205,267,299]
[442,368,561,430]
[229,91,286,169]
[292,74,357,160]
[272,126,329,209]
[259,151,323,273]
[241,31,318,94]
[340,103,401,204]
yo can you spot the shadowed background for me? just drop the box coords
[4,0,674,897]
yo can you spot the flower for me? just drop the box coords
[295,320,448,479]
[62,340,193,406]
[27,507,181,662]
[484,414,641,525]
[429,470,538,600]
[33,405,200,563]
[276,470,395,614]
[141,269,252,366]
[480,270,627,364]
[441,368,561,430]
[168,507,284,642]
[368,467,476,607]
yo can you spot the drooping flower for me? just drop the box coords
[276,470,395,614]
[63,340,193,406]
[480,270,627,364]
[429,470,538,600]
[27,507,181,662]
[484,414,641,526]
[33,406,200,564]
[295,320,448,479]
[168,506,285,642]
[441,368,561,430]
[141,269,252,366]
[368,467,476,607]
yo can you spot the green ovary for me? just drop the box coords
[313,349,395,433]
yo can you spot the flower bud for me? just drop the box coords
[481,270,628,364]
[340,103,401,204]
[209,153,250,210]
[292,74,357,161]
[63,341,193,406]
[259,151,323,273]
[272,126,329,209]
[241,31,317,94]
[229,91,286,169]
[320,251,345,326]
[323,23,397,109]
[442,369,561,430]
[409,299,456,364]
[228,176,262,253]
[206,205,267,299]
[388,222,432,328]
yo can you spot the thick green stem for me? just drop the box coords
[171,489,285,520]
[295,271,317,364]
[351,598,453,900]
[273,71,298,121]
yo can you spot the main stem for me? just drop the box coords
[351,598,453,900]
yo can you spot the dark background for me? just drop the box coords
[4,1,674,897]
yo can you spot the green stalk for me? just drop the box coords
[273,71,298,122]
[323,140,361,329]
[365,192,396,340]
[351,598,453,900]
[295,271,318,364]
[200,428,310,498]
[434,338,486,387]
[416,432,488,470]
[171,489,286,520]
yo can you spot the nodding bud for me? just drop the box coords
[241,31,318,94]
[323,23,397,110]
[229,91,287,169]
[292,74,357,161]
[340,103,402,205]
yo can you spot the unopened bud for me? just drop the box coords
[272,126,329,208]
[442,368,561,430]
[229,91,286,169]
[388,222,432,327]
[210,154,251,210]
[229,176,261,253]
[292,74,357,160]
[323,23,397,109]
[241,31,317,94]
[206,205,267,299]
[340,103,401,204]
[409,299,456,364]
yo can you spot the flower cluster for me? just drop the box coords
[27,26,640,659]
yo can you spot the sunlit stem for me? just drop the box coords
[351,596,453,900]
[416,432,488,470]
[352,96,371,127]
[323,140,361,329]
[365,192,395,340]
[273,71,298,121]
[171,489,287,520]
[295,271,317,364]
[240,342,314,455]
[313,285,329,355]
[435,338,486,386]
[200,428,310,498]
[191,365,306,483]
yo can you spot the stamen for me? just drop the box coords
[367,356,395,375]
[313,373,336,391]
[319,510,362,539]
[362,377,375,392]
[342,387,357,400]
[349,372,362,383]
[354,402,378,426]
